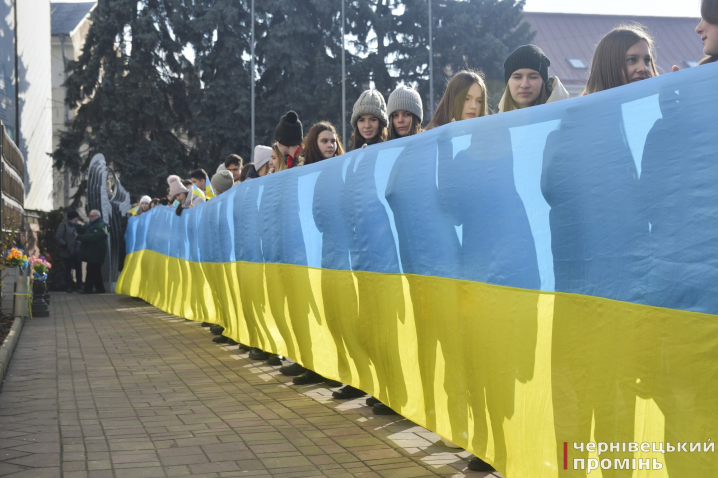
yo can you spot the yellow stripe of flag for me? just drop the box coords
[205,175,216,200]
[191,184,205,200]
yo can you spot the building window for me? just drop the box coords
[567,58,588,69]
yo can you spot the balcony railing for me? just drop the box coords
[1,122,25,226]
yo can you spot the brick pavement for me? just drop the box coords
[0,293,502,478]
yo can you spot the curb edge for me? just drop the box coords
[0,317,24,390]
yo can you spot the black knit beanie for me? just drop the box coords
[274,110,303,146]
[67,210,80,220]
[504,45,551,84]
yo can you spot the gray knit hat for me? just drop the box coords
[210,170,234,195]
[387,85,423,122]
[351,90,388,128]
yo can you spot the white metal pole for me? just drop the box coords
[251,0,255,160]
[341,0,346,146]
[428,0,433,120]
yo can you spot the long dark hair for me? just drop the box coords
[173,194,185,216]
[303,121,345,164]
[349,123,387,151]
[701,0,718,64]
[387,113,423,140]
[584,24,658,94]
[427,70,488,129]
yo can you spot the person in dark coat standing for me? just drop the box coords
[55,210,83,292]
[77,209,109,294]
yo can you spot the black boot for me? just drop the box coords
[227,338,238,345]
[212,335,228,344]
[372,402,398,415]
[201,322,213,327]
[279,362,307,376]
[366,396,380,407]
[266,354,283,366]
[238,343,251,352]
[292,370,325,385]
[293,371,341,387]
[248,348,270,361]
[332,385,366,400]
[467,456,495,472]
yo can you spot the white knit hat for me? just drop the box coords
[167,175,188,197]
[387,85,423,122]
[139,195,151,204]
[351,90,388,128]
[254,145,272,171]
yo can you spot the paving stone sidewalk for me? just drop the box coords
[0,293,501,478]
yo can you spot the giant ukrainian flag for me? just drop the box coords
[118,64,718,476]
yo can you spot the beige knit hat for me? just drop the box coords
[351,90,388,128]
[387,84,423,122]
[254,145,272,171]
[167,175,188,197]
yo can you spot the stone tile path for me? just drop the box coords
[0,293,501,478]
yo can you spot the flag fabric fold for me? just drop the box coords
[117,63,718,477]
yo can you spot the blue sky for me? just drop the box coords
[524,0,701,18]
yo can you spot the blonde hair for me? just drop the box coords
[271,142,287,173]
[583,24,658,95]
[501,81,551,113]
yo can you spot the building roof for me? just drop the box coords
[523,12,704,86]
[51,2,96,36]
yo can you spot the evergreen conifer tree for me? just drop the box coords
[180,0,253,171]
[253,0,363,148]
[54,0,533,201]
[54,0,194,200]
[347,0,533,119]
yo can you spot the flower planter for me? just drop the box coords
[1,267,19,315]
[13,268,31,319]
[31,276,50,318]
[28,257,52,315]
